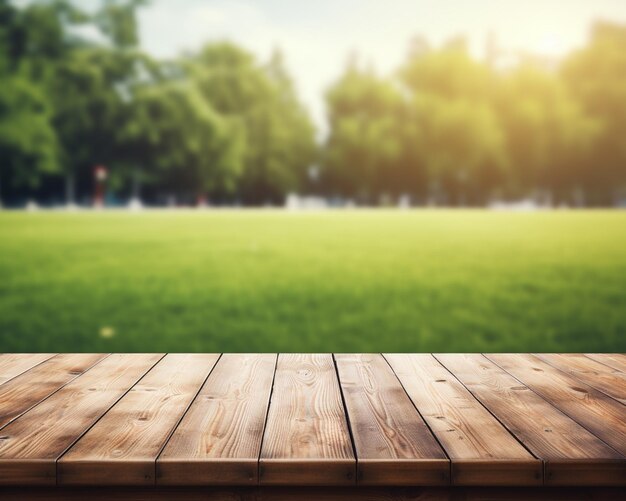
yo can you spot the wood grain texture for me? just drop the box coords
[0,487,256,501]
[0,352,624,492]
[534,354,626,405]
[0,354,163,486]
[487,354,626,456]
[585,353,626,373]
[1,487,623,501]
[158,354,277,486]
[0,354,55,386]
[0,354,107,429]
[58,354,219,486]
[435,354,626,486]
[259,354,355,486]
[335,354,449,486]
[384,354,541,486]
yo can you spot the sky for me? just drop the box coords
[136,0,626,134]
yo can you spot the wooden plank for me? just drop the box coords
[487,354,626,456]
[1,487,623,501]
[335,354,449,486]
[58,353,219,486]
[436,354,626,486]
[0,487,256,501]
[584,353,626,374]
[536,353,626,405]
[457,487,626,501]
[158,354,277,486]
[0,354,107,429]
[0,354,56,386]
[0,354,163,485]
[384,354,541,486]
[259,354,355,486]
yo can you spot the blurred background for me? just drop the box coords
[0,0,625,352]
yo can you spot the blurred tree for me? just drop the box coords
[118,80,245,203]
[1,0,623,207]
[50,0,150,204]
[323,62,414,203]
[400,41,506,204]
[400,38,494,102]
[324,44,509,206]
[95,0,147,49]
[0,75,59,203]
[50,46,141,203]
[0,0,154,205]
[411,94,507,205]
[188,43,315,204]
[0,0,70,204]
[260,49,317,201]
[562,21,626,205]
[496,65,600,204]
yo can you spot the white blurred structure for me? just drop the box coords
[128,197,144,211]
[489,199,548,211]
[25,200,39,211]
[285,193,328,210]
[398,194,411,208]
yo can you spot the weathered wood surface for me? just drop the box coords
[0,354,55,385]
[585,353,626,373]
[0,354,163,485]
[385,354,541,486]
[259,354,355,486]
[435,354,626,486]
[58,354,219,486]
[535,353,626,405]
[158,354,277,486]
[335,354,448,486]
[0,354,107,429]
[487,354,626,456]
[0,353,624,492]
[0,486,623,501]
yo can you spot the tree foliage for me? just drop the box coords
[324,64,407,201]
[323,28,626,205]
[0,0,314,205]
[562,22,626,204]
[1,0,625,206]
[120,80,245,201]
[188,44,315,203]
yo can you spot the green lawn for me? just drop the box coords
[0,210,625,352]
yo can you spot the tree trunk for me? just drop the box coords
[132,167,141,200]
[65,173,75,205]
[128,168,143,209]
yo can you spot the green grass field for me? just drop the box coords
[0,210,625,352]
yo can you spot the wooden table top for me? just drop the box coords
[0,353,624,489]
